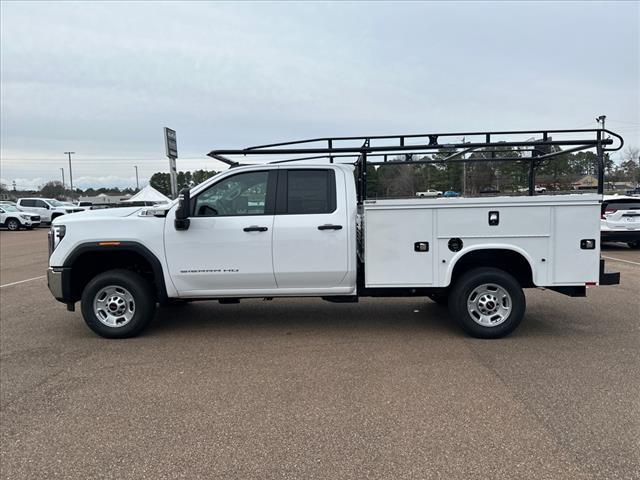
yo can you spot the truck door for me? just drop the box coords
[272,168,349,288]
[164,170,277,295]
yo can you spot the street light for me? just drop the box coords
[134,166,139,190]
[64,152,75,195]
[60,167,65,189]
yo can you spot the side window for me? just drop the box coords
[35,200,47,208]
[194,171,269,217]
[21,200,35,207]
[285,170,336,214]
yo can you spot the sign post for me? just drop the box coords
[164,127,179,199]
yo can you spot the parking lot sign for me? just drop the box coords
[164,127,178,199]
[164,127,178,159]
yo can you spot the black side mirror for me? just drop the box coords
[174,188,191,231]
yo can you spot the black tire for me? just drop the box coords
[6,218,20,231]
[448,267,525,339]
[627,241,640,249]
[81,269,156,339]
[427,293,448,306]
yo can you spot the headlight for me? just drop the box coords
[20,214,30,220]
[65,209,74,214]
[48,225,66,254]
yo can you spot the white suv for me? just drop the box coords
[17,198,83,224]
[601,195,640,249]
[0,204,41,230]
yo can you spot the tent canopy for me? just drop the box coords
[123,185,171,203]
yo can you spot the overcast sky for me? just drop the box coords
[1,1,639,190]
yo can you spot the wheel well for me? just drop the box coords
[450,249,534,288]
[67,249,160,302]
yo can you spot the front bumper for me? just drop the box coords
[47,267,72,303]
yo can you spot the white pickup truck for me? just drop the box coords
[47,127,622,339]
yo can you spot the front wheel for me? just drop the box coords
[6,218,20,231]
[81,269,156,338]
[448,268,525,339]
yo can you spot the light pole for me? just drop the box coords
[60,167,65,189]
[134,166,139,190]
[64,152,75,196]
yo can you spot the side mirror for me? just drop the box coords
[174,188,191,231]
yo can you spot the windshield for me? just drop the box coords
[1,205,19,212]
[603,200,640,212]
[48,199,65,206]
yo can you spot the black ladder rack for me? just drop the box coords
[208,127,624,202]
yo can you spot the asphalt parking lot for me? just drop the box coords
[1,228,638,479]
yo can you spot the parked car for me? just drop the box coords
[601,195,640,249]
[17,198,83,224]
[416,189,442,197]
[517,186,546,193]
[443,191,460,197]
[75,201,93,211]
[0,204,41,230]
[0,201,17,206]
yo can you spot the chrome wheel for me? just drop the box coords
[467,283,511,327]
[93,285,135,328]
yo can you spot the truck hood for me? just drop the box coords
[52,206,142,224]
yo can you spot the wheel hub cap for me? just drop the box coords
[94,286,135,328]
[467,283,512,327]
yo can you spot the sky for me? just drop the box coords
[1,1,639,190]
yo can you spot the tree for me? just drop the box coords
[619,147,640,184]
[40,181,66,199]
[149,169,219,196]
[149,172,171,196]
[192,169,218,185]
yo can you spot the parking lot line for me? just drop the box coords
[602,255,640,267]
[0,275,46,289]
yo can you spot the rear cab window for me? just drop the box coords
[277,169,336,214]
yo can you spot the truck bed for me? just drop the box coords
[361,194,602,288]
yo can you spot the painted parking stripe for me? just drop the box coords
[602,256,640,267]
[0,275,46,288]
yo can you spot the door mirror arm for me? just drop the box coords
[174,188,191,231]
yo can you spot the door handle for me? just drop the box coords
[243,226,268,232]
[317,224,343,230]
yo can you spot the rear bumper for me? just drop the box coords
[601,230,640,243]
[599,259,620,286]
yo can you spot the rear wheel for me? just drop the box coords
[448,268,525,338]
[81,269,156,338]
[6,218,20,231]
